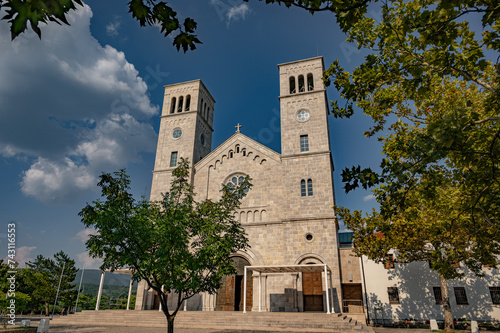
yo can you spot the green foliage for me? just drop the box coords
[1,0,202,51]
[80,158,251,332]
[1,0,84,39]
[25,251,78,315]
[261,1,498,330]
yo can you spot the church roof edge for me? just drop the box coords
[277,56,324,68]
[194,132,281,170]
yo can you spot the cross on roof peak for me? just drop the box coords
[235,123,242,132]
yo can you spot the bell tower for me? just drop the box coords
[278,56,335,220]
[278,57,331,156]
[149,79,215,202]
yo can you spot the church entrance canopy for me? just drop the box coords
[242,264,335,314]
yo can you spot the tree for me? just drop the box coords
[0,0,201,52]
[25,251,78,316]
[255,0,499,330]
[79,158,251,333]
[0,261,31,321]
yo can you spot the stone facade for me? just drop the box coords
[136,56,343,313]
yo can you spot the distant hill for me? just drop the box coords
[73,269,136,287]
[72,269,138,298]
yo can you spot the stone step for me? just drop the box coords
[51,310,372,332]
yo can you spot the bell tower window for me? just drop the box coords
[185,95,191,111]
[289,76,296,94]
[170,97,176,114]
[178,96,184,112]
[298,75,305,92]
[307,74,314,91]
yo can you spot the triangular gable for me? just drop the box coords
[195,132,281,170]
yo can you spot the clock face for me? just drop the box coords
[201,133,205,146]
[173,128,182,139]
[297,110,310,121]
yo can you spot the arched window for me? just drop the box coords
[240,211,246,223]
[242,149,246,156]
[236,145,240,153]
[229,151,234,158]
[301,179,306,197]
[298,75,305,92]
[307,179,313,196]
[289,76,296,94]
[307,73,314,91]
[207,107,211,120]
[170,97,176,114]
[200,98,204,115]
[185,95,191,111]
[226,174,249,197]
[178,96,184,112]
[203,103,207,119]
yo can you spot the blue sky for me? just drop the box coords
[0,0,383,269]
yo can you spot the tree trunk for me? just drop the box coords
[167,315,175,333]
[439,274,454,332]
[45,302,50,316]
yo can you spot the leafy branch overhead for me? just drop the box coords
[1,0,201,52]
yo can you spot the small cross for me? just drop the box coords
[235,123,242,132]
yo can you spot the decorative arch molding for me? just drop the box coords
[231,247,264,267]
[294,253,328,265]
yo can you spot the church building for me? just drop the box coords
[135,56,347,313]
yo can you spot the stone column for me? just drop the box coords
[126,276,133,310]
[95,271,105,311]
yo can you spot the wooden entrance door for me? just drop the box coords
[216,257,253,311]
[303,272,323,311]
[153,291,160,310]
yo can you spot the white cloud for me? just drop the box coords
[76,251,103,269]
[106,18,121,37]
[363,194,376,202]
[226,4,250,26]
[74,228,98,243]
[4,246,37,267]
[0,5,159,204]
[209,1,250,26]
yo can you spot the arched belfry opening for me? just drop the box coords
[216,257,253,311]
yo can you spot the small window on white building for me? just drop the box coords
[387,287,400,304]
[433,287,442,304]
[384,254,395,269]
[490,287,500,305]
[454,287,468,305]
